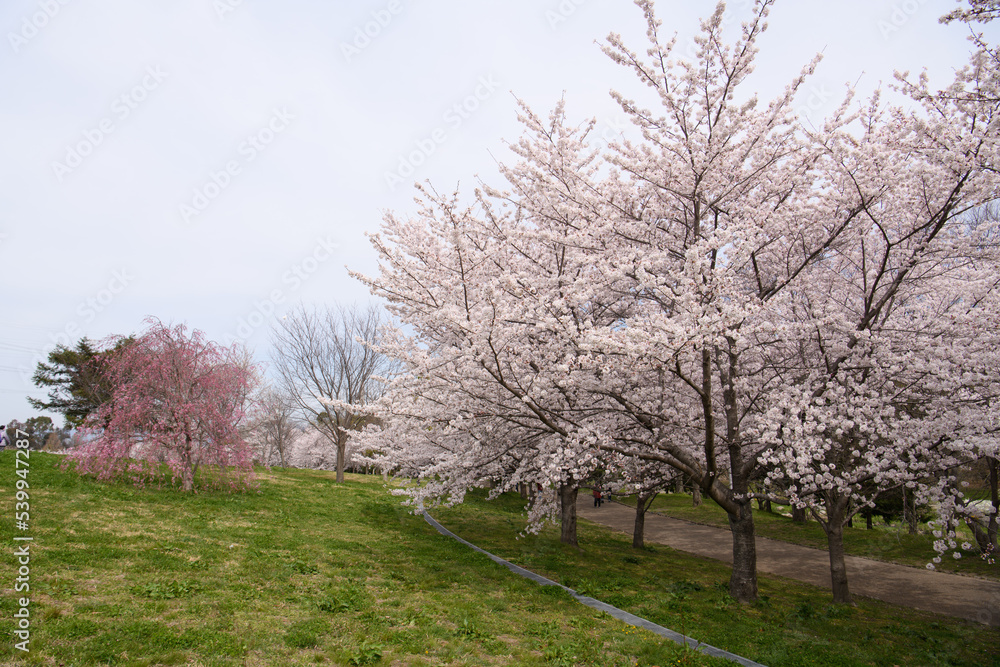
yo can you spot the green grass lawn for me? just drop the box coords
[0,452,997,666]
[434,492,1000,667]
[610,491,999,580]
[0,452,727,666]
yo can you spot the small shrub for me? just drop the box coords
[790,601,818,621]
[666,580,703,596]
[824,603,853,619]
[289,559,320,575]
[51,582,79,597]
[566,577,601,597]
[528,620,560,640]
[542,641,583,666]
[455,616,489,640]
[317,582,367,613]
[188,558,210,571]
[344,640,383,665]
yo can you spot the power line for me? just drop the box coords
[0,342,43,354]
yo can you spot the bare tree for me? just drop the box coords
[270,303,394,482]
[243,385,298,467]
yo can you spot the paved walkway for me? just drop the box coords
[576,500,1000,627]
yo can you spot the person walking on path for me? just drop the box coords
[592,487,603,508]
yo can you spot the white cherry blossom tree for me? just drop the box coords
[352,0,999,605]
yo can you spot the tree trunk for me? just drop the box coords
[824,495,853,605]
[692,484,702,507]
[792,505,807,523]
[182,459,198,492]
[988,457,999,550]
[181,433,195,492]
[866,513,873,530]
[558,483,578,547]
[519,483,528,500]
[336,433,346,483]
[674,476,684,494]
[633,492,656,549]
[903,486,918,535]
[727,499,758,603]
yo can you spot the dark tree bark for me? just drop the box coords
[632,492,657,549]
[990,457,999,550]
[336,432,347,483]
[903,486,919,535]
[821,494,853,604]
[728,499,758,602]
[559,483,578,547]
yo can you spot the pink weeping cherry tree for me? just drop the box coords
[68,318,259,492]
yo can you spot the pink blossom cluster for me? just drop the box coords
[68,318,259,493]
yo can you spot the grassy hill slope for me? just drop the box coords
[0,452,996,666]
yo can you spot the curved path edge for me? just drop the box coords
[578,499,1000,627]
[421,509,768,667]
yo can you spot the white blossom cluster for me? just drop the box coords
[348,0,1000,598]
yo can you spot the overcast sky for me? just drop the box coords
[1,0,995,427]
